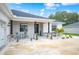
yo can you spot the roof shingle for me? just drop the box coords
[11,9,48,19]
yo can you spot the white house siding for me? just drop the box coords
[13,21,20,34]
[43,22,52,33]
[13,21,51,38]
[43,23,48,33]
[13,21,34,38]
[64,28,79,34]
[0,11,9,23]
[52,22,63,29]
[64,22,79,34]
[12,22,52,39]
[0,10,9,48]
[0,21,6,48]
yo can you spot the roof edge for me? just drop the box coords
[11,9,48,19]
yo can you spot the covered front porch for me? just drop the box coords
[9,17,53,41]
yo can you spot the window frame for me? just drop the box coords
[20,23,28,32]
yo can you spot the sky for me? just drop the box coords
[8,3,79,18]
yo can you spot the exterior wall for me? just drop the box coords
[43,22,52,33]
[57,24,62,29]
[64,22,79,34]
[0,10,10,48]
[53,23,62,28]
[43,23,48,33]
[13,21,20,34]
[13,21,34,38]
[0,11,9,23]
[64,28,79,34]
[0,11,10,36]
[13,21,51,38]
[52,22,63,28]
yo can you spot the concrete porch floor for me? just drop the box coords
[0,38,79,55]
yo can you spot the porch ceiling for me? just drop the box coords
[12,16,54,23]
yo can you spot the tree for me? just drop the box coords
[49,11,79,25]
[49,14,54,19]
[52,11,68,22]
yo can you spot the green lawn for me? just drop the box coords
[64,33,79,36]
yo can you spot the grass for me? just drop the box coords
[64,33,79,36]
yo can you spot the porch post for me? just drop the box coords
[48,22,50,33]
[34,22,36,33]
[10,20,13,34]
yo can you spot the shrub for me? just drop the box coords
[65,35,70,39]
[54,27,64,34]
[66,36,69,39]
[62,37,65,39]
[69,34,72,38]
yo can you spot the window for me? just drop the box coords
[20,24,28,32]
[52,25,56,30]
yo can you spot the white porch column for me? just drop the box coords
[43,22,52,33]
[49,22,52,33]
[43,23,48,33]
[27,22,34,38]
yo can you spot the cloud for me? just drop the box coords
[40,9,45,16]
[55,3,60,7]
[78,12,79,14]
[16,6,21,9]
[14,3,22,9]
[44,3,55,9]
[40,12,44,16]
[15,3,22,5]
[46,7,57,10]
[40,9,45,12]
[44,3,60,10]
[44,3,55,7]
[61,3,76,5]
[66,10,71,13]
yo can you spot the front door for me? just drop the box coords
[34,24,39,33]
